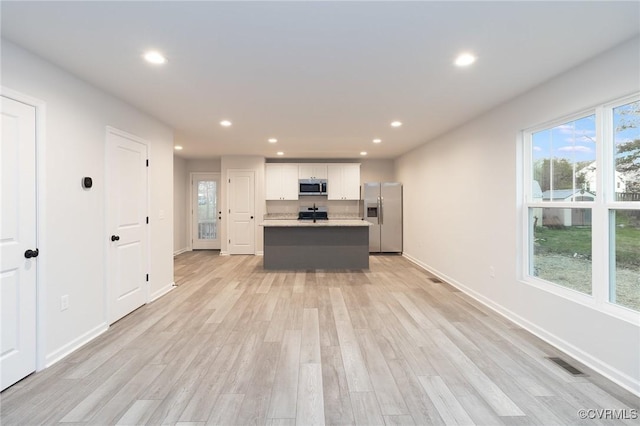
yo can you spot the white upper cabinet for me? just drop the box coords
[298,163,328,180]
[265,163,299,200]
[327,163,360,200]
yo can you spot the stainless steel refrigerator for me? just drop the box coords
[363,182,402,253]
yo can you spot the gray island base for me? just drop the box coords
[262,220,371,270]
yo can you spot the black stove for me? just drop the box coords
[298,205,328,221]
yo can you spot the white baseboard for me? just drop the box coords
[42,282,176,370]
[44,322,108,368]
[402,252,640,398]
[150,282,176,302]
[173,247,189,256]
[220,251,230,256]
[255,251,264,256]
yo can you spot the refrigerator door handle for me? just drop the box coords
[379,196,384,225]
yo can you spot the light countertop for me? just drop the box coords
[261,219,371,227]
[264,213,361,220]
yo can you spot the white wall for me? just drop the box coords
[2,40,175,366]
[360,159,396,184]
[396,36,640,393]
[186,158,222,173]
[173,156,187,254]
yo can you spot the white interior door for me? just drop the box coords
[106,128,148,324]
[1,96,37,390]
[228,170,255,254]
[192,173,220,250]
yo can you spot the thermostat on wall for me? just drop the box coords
[82,177,93,189]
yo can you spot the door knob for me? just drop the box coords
[24,248,39,259]
[111,235,120,241]
[250,216,254,219]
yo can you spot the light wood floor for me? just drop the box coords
[1,252,638,425]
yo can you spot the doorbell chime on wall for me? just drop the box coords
[82,177,93,189]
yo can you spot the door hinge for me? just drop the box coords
[146,216,149,224]
[146,159,149,167]
[146,274,149,282]
[228,209,231,214]
[228,178,231,183]
[229,239,231,244]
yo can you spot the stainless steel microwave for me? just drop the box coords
[299,179,327,196]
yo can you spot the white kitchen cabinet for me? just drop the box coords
[265,163,299,200]
[298,163,327,180]
[327,163,360,200]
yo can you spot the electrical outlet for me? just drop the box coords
[489,266,495,278]
[61,295,69,311]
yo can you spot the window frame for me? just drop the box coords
[521,93,640,324]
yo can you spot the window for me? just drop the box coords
[613,101,640,200]
[524,95,639,315]
[610,209,640,311]
[531,115,596,202]
[609,100,640,312]
[530,208,592,295]
[528,115,596,295]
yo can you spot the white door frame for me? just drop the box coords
[104,126,150,324]
[190,172,221,250]
[1,87,47,372]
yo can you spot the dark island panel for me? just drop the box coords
[264,226,369,270]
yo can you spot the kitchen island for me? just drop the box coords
[261,219,371,270]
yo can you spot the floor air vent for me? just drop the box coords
[547,357,585,376]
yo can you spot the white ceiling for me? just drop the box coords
[2,1,639,160]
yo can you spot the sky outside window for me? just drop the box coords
[532,115,596,163]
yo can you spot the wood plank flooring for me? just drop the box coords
[1,251,638,425]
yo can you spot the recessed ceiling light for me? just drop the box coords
[143,51,167,65]
[454,52,476,67]
[276,151,284,156]
[174,145,183,151]
[373,139,382,144]
[220,120,232,127]
[391,121,402,128]
[268,138,278,143]
[360,151,368,156]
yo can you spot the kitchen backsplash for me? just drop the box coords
[266,198,361,218]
